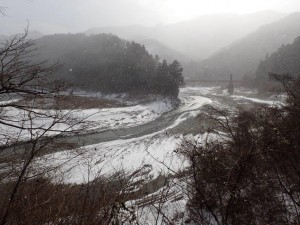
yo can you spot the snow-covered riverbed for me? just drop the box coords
[35,86,285,184]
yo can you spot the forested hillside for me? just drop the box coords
[36,33,184,96]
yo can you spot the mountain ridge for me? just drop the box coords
[86,11,285,60]
[190,12,300,80]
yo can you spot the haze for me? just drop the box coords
[1,0,300,34]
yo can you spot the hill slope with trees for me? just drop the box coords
[36,33,184,96]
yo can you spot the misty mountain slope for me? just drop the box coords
[86,11,284,60]
[35,33,184,96]
[256,36,300,80]
[193,12,300,80]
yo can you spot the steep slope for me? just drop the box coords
[86,11,284,60]
[193,13,300,80]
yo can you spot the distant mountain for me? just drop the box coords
[86,11,284,60]
[256,36,300,80]
[135,38,187,63]
[192,12,300,80]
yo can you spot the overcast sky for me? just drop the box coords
[1,0,300,34]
